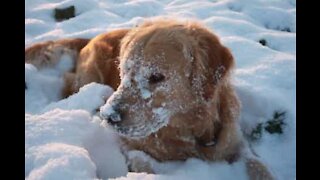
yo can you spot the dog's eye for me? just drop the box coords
[149,73,165,84]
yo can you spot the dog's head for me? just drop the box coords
[101,19,235,139]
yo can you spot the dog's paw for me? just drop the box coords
[126,150,155,174]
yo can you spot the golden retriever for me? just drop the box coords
[25,19,274,180]
[101,19,274,180]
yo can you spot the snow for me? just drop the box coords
[26,143,97,180]
[112,158,249,180]
[152,107,170,124]
[42,83,114,114]
[25,109,128,179]
[25,0,296,179]
[25,63,65,114]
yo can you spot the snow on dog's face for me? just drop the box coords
[101,20,235,139]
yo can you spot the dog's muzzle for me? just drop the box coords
[100,104,122,124]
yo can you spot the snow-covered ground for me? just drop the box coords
[25,0,296,179]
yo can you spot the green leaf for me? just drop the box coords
[264,111,286,134]
[250,123,263,141]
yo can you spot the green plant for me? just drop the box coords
[248,111,286,141]
[250,123,263,141]
[264,111,286,134]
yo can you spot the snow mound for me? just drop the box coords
[25,109,128,179]
[26,143,97,180]
[43,82,114,114]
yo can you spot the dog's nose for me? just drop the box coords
[106,111,121,124]
[100,104,122,124]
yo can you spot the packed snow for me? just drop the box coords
[25,0,296,179]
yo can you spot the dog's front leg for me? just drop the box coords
[241,144,275,180]
[245,157,275,180]
[125,150,156,174]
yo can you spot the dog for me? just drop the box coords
[25,19,274,180]
[100,19,274,180]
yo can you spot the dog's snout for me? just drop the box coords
[107,111,121,124]
[100,103,122,124]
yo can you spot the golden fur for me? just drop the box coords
[25,29,129,97]
[65,29,129,97]
[25,38,89,69]
[111,19,241,161]
[25,19,274,180]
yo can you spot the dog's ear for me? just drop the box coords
[199,32,234,84]
[190,28,235,100]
